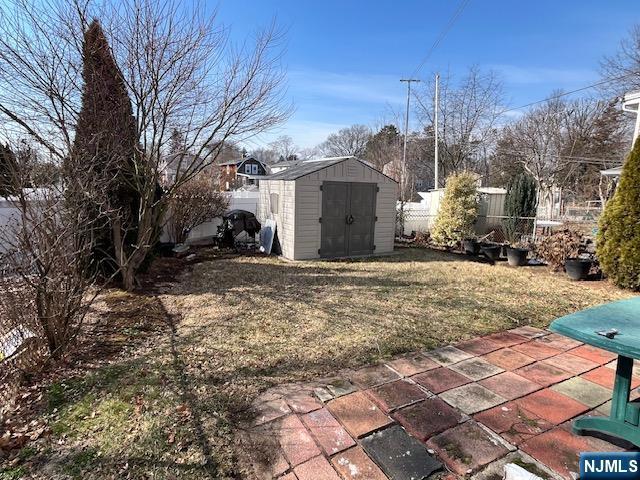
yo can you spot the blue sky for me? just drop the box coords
[215,1,639,149]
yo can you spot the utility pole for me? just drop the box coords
[400,78,420,202]
[434,73,439,189]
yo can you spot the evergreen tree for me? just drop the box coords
[72,20,140,276]
[504,173,537,243]
[597,138,640,290]
[0,143,18,197]
[431,172,479,246]
[363,125,400,171]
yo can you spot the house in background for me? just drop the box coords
[218,156,269,191]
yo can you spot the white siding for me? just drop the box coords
[292,158,397,260]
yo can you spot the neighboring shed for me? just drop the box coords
[400,187,506,235]
[258,157,397,260]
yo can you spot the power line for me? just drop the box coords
[497,71,640,115]
[411,71,640,122]
[410,0,471,78]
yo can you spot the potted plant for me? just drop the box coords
[506,241,530,267]
[480,242,501,261]
[535,228,592,279]
[565,257,592,280]
[462,238,480,255]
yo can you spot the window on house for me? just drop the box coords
[270,193,279,214]
[252,164,259,174]
[245,164,251,174]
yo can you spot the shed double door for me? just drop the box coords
[320,181,377,258]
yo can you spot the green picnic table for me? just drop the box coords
[550,296,640,446]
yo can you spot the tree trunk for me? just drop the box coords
[121,265,137,291]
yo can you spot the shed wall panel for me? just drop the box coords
[257,179,296,259]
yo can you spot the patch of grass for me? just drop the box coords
[15,249,631,479]
[0,467,25,480]
[17,446,37,462]
[62,448,99,478]
[47,382,66,412]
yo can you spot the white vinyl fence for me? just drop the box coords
[398,188,507,236]
[0,198,22,254]
[160,190,259,243]
[1,190,260,252]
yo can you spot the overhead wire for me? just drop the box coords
[410,0,471,78]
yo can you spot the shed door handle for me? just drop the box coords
[346,215,354,225]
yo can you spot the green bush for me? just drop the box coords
[597,138,640,290]
[431,172,479,246]
[504,173,537,243]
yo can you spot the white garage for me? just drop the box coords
[258,156,397,260]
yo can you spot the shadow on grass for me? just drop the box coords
[5,247,628,479]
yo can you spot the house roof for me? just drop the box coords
[265,156,396,182]
[218,156,266,168]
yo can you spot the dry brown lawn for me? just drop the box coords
[2,247,632,479]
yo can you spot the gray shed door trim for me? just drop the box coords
[320,181,377,257]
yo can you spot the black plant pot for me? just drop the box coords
[565,258,592,280]
[480,243,501,261]
[463,239,480,255]
[506,247,529,267]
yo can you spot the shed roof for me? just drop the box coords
[265,157,349,180]
[265,156,396,182]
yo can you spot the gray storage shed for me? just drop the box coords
[258,156,397,260]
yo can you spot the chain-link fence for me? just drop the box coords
[397,209,537,244]
[398,208,601,244]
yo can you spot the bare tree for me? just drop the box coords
[251,147,279,165]
[268,135,298,161]
[415,67,504,185]
[318,124,372,157]
[495,96,628,215]
[601,24,640,96]
[166,175,229,244]
[0,145,115,360]
[0,0,290,290]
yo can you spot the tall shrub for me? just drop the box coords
[431,172,479,246]
[71,20,140,277]
[597,138,640,290]
[504,173,537,243]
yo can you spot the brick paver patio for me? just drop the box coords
[240,327,639,480]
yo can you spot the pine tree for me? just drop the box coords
[597,138,640,290]
[431,172,479,246]
[72,20,140,276]
[0,143,18,197]
[504,173,537,243]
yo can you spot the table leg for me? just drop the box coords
[574,355,640,446]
